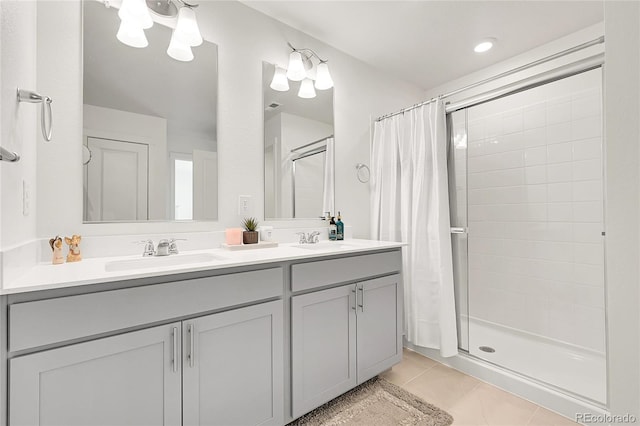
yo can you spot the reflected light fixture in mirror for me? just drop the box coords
[114,0,203,62]
[270,42,334,98]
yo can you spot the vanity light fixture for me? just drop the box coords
[474,38,496,53]
[270,42,334,98]
[114,0,203,62]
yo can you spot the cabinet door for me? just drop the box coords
[9,323,182,426]
[356,274,403,383]
[182,300,283,426]
[291,285,357,418]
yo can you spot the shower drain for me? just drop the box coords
[478,346,496,353]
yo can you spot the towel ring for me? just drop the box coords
[17,88,53,141]
[355,163,370,183]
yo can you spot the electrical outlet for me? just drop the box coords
[22,179,30,216]
[238,195,252,216]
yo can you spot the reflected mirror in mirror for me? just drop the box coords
[82,0,218,222]
[263,61,334,219]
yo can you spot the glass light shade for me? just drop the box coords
[174,6,203,47]
[314,62,334,90]
[167,30,194,61]
[298,78,316,99]
[286,51,306,81]
[118,0,153,30]
[116,20,148,48]
[270,66,290,91]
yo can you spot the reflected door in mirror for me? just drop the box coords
[84,138,148,221]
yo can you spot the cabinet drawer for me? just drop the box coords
[9,267,283,353]
[291,250,402,292]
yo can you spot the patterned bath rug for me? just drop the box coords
[288,376,454,426]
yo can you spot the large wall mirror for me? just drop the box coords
[82,0,218,222]
[263,62,334,219]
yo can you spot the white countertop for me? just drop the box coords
[2,239,404,295]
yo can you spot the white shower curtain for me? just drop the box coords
[371,100,458,357]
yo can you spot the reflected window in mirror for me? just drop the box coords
[263,61,334,220]
[82,0,218,223]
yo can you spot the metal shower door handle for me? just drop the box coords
[450,227,467,234]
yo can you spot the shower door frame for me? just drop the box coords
[445,63,608,407]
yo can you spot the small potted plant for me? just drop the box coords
[242,217,259,244]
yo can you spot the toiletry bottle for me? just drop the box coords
[329,216,337,241]
[336,212,344,240]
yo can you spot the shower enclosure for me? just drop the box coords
[448,68,606,404]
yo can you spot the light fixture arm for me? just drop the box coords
[287,42,328,63]
[177,0,199,9]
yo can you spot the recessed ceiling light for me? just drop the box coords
[474,38,496,53]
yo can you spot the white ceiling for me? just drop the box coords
[242,1,604,90]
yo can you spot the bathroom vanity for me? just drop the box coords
[0,240,403,426]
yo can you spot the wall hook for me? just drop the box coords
[17,88,53,141]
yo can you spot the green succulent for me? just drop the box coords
[242,217,259,232]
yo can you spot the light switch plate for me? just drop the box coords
[238,195,253,216]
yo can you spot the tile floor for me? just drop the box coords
[381,348,579,426]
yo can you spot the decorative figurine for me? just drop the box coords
[64,234,82,262]
[49,236,65,265]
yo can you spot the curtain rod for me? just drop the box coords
[375,35,604,122]
[291,134,333,153]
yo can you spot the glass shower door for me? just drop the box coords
[449,68,606,403]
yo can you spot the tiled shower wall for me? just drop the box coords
[466,69,605,353]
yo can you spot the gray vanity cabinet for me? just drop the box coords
[291,285,358,418]
[6,268,284,426]
[290,250,403,420]
[9,323,182,426]
[355,275,403,382]
[182,300,283,426]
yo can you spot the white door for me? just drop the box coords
[182,300,283,426]
[291,285,357,418]
[356,274,403,383]
[9,324,182,426]
[85,137,148,221]
[192,149,218,220]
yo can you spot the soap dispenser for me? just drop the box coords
[336,212,344,241]
[329,216,337,241]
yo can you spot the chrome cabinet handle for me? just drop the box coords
[351,288,357,311]
[188,323,195,368]
[358,285,364,312]
[450,227,467,234]
[172,327,178,373]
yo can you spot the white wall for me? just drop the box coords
[15,0,422,240]
[603,1,640,421]
[0,1,37,250]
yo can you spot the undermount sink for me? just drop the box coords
[105,252,226,272]
[293,242,357,251]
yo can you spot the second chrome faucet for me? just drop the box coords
[140,238,183,256]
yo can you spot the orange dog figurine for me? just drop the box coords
[64,235,82,262]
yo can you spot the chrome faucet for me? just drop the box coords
[296,232,308,244]
[168,238,180,255]
[296,231,321,244]
[140,240,155,257]
[156,239,171,256]
[307,231,320,244]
